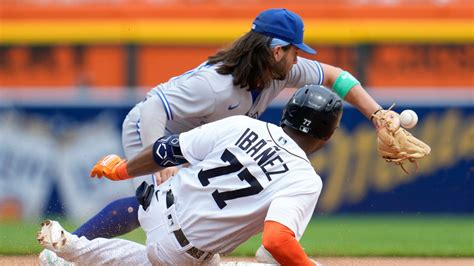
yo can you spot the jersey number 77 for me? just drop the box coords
[198,149,264,209]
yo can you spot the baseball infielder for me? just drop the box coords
[38,85,343,265]
[40,7,386,265]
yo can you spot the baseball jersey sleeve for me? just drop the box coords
[285,57,324,89]
[160,73,216,119]
[265,176,322,240]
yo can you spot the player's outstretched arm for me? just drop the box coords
[89,154,131,180]
[90,134,188,181]
[89,147,159,181]
[262,221,316,266]
[321,63,381,125]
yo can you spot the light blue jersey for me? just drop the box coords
[123,57,324,188]
[147,57,324,133]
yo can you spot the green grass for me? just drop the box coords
[0,219,146,256]
[1,215,473,257]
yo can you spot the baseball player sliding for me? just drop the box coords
[39,7,431,265]
[38,85,342,265]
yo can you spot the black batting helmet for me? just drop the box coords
[281,85,343,140]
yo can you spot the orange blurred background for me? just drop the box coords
[0,0,473,90]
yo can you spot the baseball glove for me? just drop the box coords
[372,106,431,173]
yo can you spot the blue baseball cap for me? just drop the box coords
[251,8,316,55]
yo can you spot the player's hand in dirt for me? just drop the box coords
[90,154,129,181]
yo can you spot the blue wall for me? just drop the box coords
[1,104,472,216]
[262,105,473,214]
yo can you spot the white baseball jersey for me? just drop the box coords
[171,115,322,254]
[56,115,322,266]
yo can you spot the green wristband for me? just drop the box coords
[333,71,360,99]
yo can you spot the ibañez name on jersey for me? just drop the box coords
[234,128,289,181]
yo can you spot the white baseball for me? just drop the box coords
[399,109,418,128]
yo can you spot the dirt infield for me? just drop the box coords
[1,256,473,266]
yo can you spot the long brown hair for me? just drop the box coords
[207,31,288,91]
